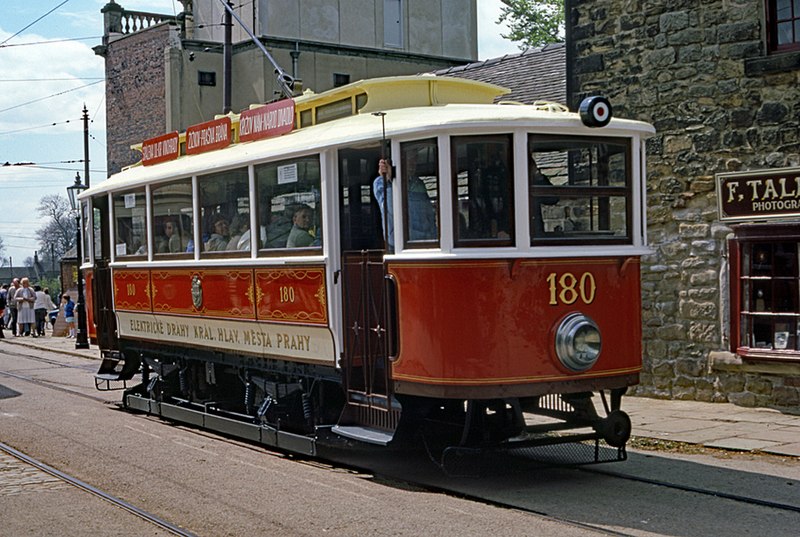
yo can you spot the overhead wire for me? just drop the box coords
[0,36,102,48]
[0,0,72,46]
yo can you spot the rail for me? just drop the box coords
[103,2,178,36]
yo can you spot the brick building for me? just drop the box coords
[566,0,800,409]
[94,0,477,174]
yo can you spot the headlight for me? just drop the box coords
[555,313,601,372]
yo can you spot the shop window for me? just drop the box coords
[152,179,193,256]
[767,0,800,53]
[730,224,800,359]
[529,135,631,245]
[451,134,514,247]
[113,189,147,258]
[255,155,322,251]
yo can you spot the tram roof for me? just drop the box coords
[83,75,655,198]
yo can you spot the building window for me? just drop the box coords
[198,71,216,86]
[730,224,800,360]
[767,0,800,53]
[333,73,350,87]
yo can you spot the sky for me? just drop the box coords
[0,0,520,267]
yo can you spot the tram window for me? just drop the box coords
[198,168,250,254]
[401,139,439,248]
[82,201,91,263]
[529,135,631,244]
[451,134,514,246]
[255,155,322,251]
[113,189,147,257]
[151,179,193,255]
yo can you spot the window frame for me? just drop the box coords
[150,177,194,259]
[729,223,800,361]
[197,167,251,258]
[254,154,323,255]
[450,133,515,248]
[401,138,440,249]
[112,188,148,260]
[528,135,633,246]
[767,0,800,53]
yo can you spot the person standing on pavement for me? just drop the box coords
[7,278,19,336]
[62,294,76,338]
[34,285,56,337]
[0,283,8,336]
[15,278,36,337]
[0,285,6,339]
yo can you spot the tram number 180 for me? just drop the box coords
[547,272,597,306]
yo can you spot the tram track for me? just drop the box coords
[0,441,196,537]
[580,464,800,514]
[3,344,798,534]
[0,346,112,403]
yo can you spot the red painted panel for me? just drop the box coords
[389,257,642,387]
[84,269,96,339]
[255,267,328,324]
[151,269,255,318]
[113,269,152,312]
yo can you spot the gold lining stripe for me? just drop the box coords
[393,366,642,385]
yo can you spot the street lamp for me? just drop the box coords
[67,172,90,350]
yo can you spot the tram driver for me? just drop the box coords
[374,151,437,250]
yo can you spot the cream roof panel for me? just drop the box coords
[84,102,655,198]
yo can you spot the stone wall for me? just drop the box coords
[568,0,800,409]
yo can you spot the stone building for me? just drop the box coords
[566,0,800,409]
[94,0,477,174]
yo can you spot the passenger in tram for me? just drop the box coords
[286,204,317,248]
[226,214,249,250]
[374,155,437,250]
[156,220,183,253]
[205,216,230,251]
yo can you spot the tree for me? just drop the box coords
[34,194,75,266]
[498,0,565,50]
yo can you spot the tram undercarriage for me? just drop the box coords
[100,342,633,471]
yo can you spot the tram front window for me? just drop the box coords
[152,179,193,255]
[113,189,146,257]
[529,136,631,245]
[451,134,514,247]
[198,168,250,253]
[255,155,322,251]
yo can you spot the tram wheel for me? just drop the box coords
[601,410,631,448]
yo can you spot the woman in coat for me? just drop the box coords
[15,278,37,337]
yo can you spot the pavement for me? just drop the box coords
[2,331,799,458]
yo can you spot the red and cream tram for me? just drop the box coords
[83,76,654,462]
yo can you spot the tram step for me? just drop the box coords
[94,351,140,391]
[331,425,394,446]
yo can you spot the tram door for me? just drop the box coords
[89,196,118,351]
[338,146,400,433]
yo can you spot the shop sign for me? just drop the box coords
[239,99,295,142]
[141,131,179,166]
[716,167,800,222]
[186,116,232,155]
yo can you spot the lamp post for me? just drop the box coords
[67,172,90,349]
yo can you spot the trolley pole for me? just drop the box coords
[223,1,233,114]
[82,105,90,188]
